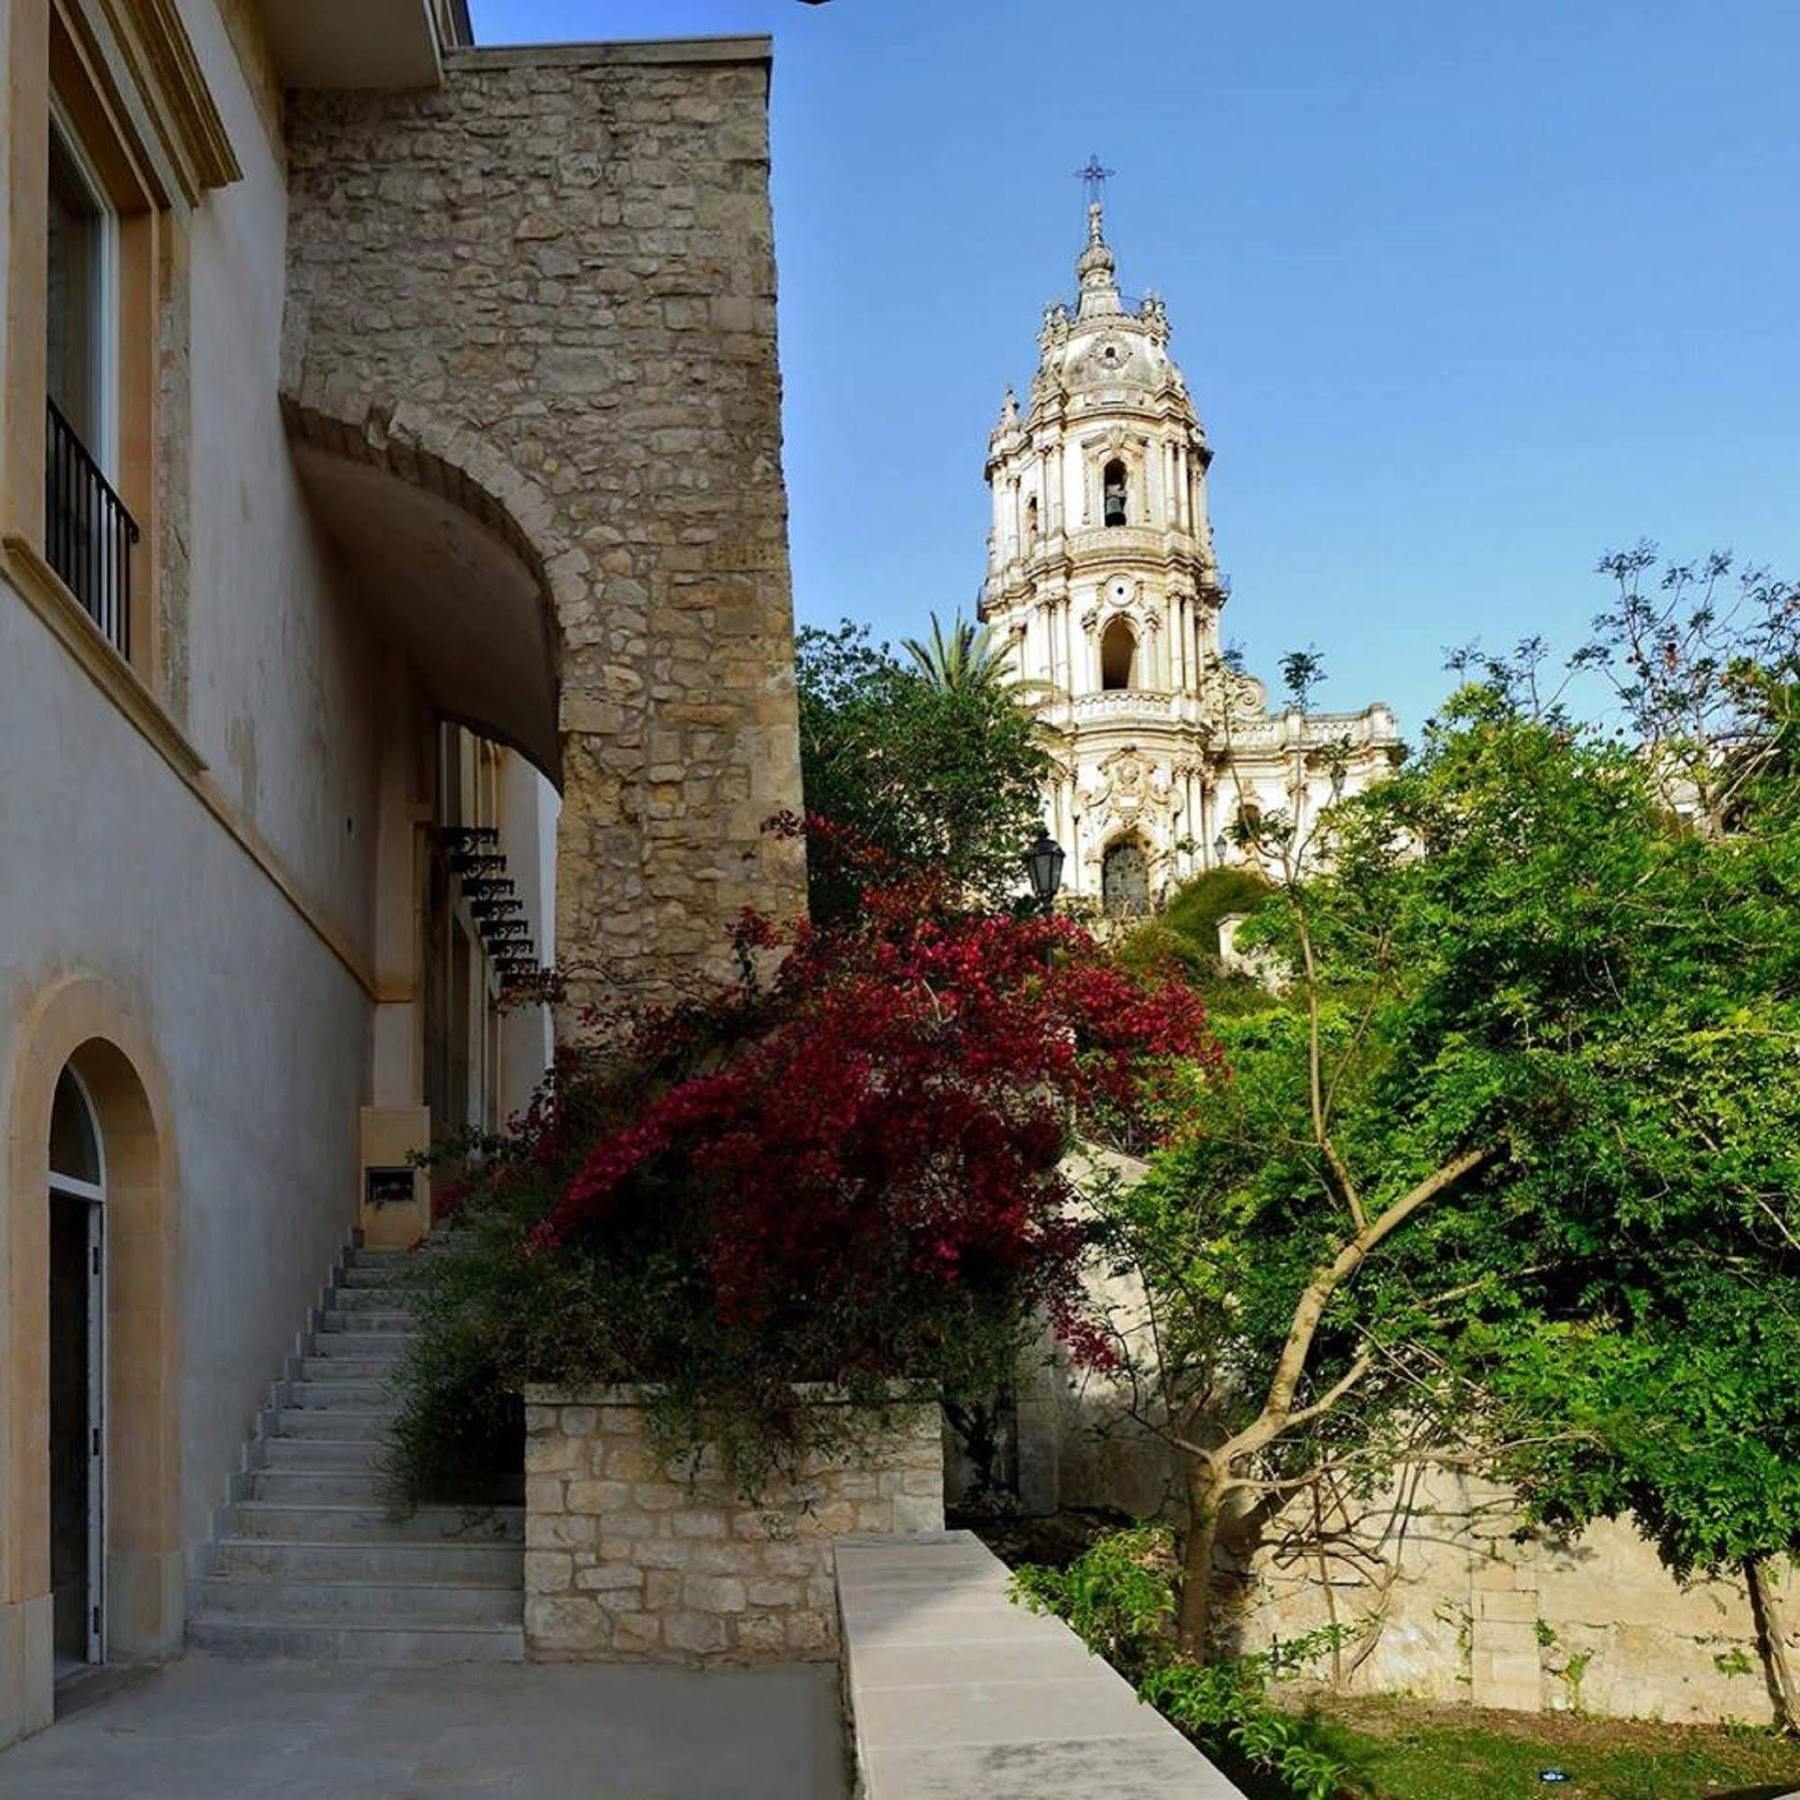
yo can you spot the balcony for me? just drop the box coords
[45,400,139,659]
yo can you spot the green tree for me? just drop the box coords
[795,620,1051,919]
[1093,659,1800,1718]
[900,609,1018,694]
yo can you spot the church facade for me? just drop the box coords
[980,201,1399,914]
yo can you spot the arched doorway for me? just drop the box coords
[1102,839,1151,917]
[48,1068,105,1671]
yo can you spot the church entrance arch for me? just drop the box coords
[1102,838,1151,917]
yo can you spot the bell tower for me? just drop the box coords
[979,186,1399,913]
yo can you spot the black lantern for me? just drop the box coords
[1213,832,1229,866]
[1024,829,1066,911]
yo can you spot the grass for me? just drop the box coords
[1278,1697,1800,1800]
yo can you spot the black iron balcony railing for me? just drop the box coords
[45,398,139,658]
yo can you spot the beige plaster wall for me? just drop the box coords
[524,1388,944,1665]
[280,41,808,1010]
[0,592,373,1721]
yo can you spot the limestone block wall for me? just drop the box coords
[1239,1470,1784,1726]
[523,1388,945,1665]
[280,39,807,1009]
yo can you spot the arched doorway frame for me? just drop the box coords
[1101,833,1153,918]
[2,975,179,1739]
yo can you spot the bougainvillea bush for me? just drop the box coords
[393,821,1215,1501]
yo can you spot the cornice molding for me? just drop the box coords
[95,0,242,200]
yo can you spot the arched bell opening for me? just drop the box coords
[1100,617,1138,691]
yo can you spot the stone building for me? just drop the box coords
[0,0,802,1745]
[979,201,1399,914]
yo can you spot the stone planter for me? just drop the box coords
[523,1386,945,1664]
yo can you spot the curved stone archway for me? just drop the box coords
[2,976,181,1737]
[277,45,809,1004]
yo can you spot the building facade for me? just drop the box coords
[0,0,802,1745]
[980,202,1399,914]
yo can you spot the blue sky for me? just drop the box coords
[471,0,1800,735]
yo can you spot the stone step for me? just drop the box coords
[317,1312,417,1336]
[327,1287,415,1313]
[188,1617,524,1664]
[229,1502,524,1544]
[311,1332,415,1360]
[345,1247,415,1266]
[295,1360,402,1388]
[263,1437,390,1471]
[249,1468,391,1505]
[209,1538,524,1585]
[275,1407,397,1440]
[194,1576,522,1624]
[340,1261,418,1286]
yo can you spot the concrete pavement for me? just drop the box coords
[0,1657,846,1798]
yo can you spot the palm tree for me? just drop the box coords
[901,611,1017,694]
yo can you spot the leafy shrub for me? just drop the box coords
[1013,1526,1356,1800]
[393,842,1215,1503]
[1163,866,1274,967]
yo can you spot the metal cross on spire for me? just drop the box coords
[1075,155,1116,208]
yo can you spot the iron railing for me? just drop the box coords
[46,399,138,658]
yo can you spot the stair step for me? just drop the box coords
[311,1332,415,1359]
[229,1502,523,1544]
[328,1287,414,1313]
[249,1468,392,1504]
[263,1437,390,1470]
[209,1538,524,1584]
[295,1359,403,1386]
[318,1312,417,1335]
[194,1576,522,1624]
[290,1377,399,1406]
[340,1262,419,1286]
[276,1408,397,1440]
[188,1617,524,1664]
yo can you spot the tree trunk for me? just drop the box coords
[1178,1458,1230,1655]
[1747,1558,1800,1732]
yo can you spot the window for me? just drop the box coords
[1102,458,1128,527]
[1100,616,1137,690]
[1025,493,1039,544]
[44,104,136,657]
[47,115,115,469]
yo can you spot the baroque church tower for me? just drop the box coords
[980,198,1399,914]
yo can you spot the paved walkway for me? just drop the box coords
[0,1657,846,1798]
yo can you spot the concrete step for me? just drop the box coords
[188,1617,524,1664]
[229,1502,523,1544]
[289,1377,399,1407]
[263,1437,390,1471]
[209,1538,524,1584]
[275,1407,397,1440]
[249,1468,391,1505]
[194,1576,522,1624]
[318,1312,417,1336]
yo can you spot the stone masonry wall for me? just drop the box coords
[523,1388,945,1665]
[281,41,807,1008]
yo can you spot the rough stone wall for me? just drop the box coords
[524,1388,945,1665]
[1237,1470,1784,1725]
[280,42,807,1007]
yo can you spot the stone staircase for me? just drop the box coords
[188,1241,525,1663]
